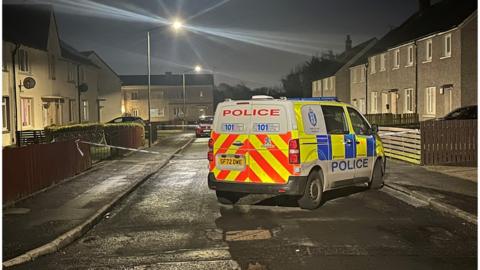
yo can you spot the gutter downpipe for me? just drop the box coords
[77,64,81,124]
[12,44,20,146]
[365,62,369,115]
[414,40,418,115]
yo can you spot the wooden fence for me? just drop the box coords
[421,120,477,166]
[366,113,419,128]
[3,140,91,204]
[379,127,422,164]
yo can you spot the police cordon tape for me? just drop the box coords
[378,129,419,137]
[74,139,161,156]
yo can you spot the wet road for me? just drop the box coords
[15,138,476,270]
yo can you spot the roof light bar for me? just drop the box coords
[288,97,339,102]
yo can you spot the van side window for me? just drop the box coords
[347,107,370,135]
[321,106,349,134]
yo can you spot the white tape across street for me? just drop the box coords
[74,139,160,156]
[378,130,419,137]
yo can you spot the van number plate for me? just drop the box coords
[221,123,244,132]
[218,155,245,170]
[253,123,280,132]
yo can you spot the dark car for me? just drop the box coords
[195,116,214,137]
[108,116,146,125]
[439,105,477,120]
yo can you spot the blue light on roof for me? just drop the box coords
[288,97,339,102]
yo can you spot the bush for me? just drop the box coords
[45,123,104,143]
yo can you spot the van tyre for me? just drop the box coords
[298,170,323,210]
[216,191,240,204]
[369,159,384,189]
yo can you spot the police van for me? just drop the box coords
[207,96,385,209]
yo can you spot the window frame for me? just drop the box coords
[347,107,372,136]
[380,53,386,71]
[321,105,350,135]
[18,49,30,73]
[370,92,378,113]
[48,54,56,80]
[131,91,139,100]
[404,88,414,113]
[82,100,89,122]
[425,87,436,115]
[393,49,400,69]
[67,62,76,82]
[370,56,376,74]
[406,45,414,67]
[443,33,452,58]
[425,39,433,62]
[3,96,10,132]
[20,97,33,127]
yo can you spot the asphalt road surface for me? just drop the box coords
[14,138,477,270]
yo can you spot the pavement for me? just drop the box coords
[10,139,476,270]
[384,159,477,223]
[3,133,194,266]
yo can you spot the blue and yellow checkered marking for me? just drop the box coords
[316,134,376,160]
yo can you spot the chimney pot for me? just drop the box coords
[345,35,352,51]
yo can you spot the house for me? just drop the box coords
[312,35,377,106]
[120,73,214,123]
[2,4,122,146]
[350,0,477,120]
[81,51,122,122]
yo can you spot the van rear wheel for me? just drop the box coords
[298,170,323,210]
[369,160,384,189]
[216,191,240,205]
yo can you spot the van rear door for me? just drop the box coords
[212,103,252,182]
[248,103,293,184]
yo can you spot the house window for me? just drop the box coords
[82,100,89,121]
[69,100,76,122]
[323,78,329,91]
[370,56,376,74]
[393,49,400,69]
[21,97,33,127]
[370,92,378,113]
[158,107,165,117]
[48,54,56,80]
[425,39,432,62]
[360,67,365,82]
[200,91,204,97]
[352,69,357,83]
[132,108,139,117]
[407,46,414,66]
[380,53,386,71]
[18,49,30,72]
[444,34,452,58]
[359,98,366,114]
[330,77,334,90]
[3,97,10,131]
[405,88,414,113]
[131,91,138,100]
[67,63,75,82]
[425,87,436,115]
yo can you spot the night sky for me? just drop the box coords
[5,0,421,87]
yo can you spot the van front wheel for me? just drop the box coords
[298,171,323,210]
[369,160,384,189]
[216,191,240,205]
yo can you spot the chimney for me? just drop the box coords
[418,0,430,12]
[345,35,352,51]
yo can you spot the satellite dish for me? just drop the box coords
[23,77,36,89]
[79,83,89,92]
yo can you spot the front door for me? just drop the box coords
[381,92,390,113]
[390,92,397,114]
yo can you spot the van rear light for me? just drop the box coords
[288,139,300,164]
[208,139,214,161]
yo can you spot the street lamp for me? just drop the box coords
[182,65,202,130]
[146,19,185,147]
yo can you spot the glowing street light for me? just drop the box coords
[194,65,202,73]
[171,19,183,32]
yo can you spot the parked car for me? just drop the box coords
[438,105,477,120]
[195,116,214,137]
[108,116,146,125]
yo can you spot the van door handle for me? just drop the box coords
[233,141,244,147]
[355,140,360,144]
[344,139,353,145]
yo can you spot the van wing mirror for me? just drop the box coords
[370,124,379,134]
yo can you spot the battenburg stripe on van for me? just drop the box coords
[366,136,376,157]
[316,135,332,160]
[344,134,356,159]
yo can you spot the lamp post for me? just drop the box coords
[146,19,184,147]
[181,65,202,130]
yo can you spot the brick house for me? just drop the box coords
[120,73,214,123]
[312,36,376,105]
[350,0,477,120]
